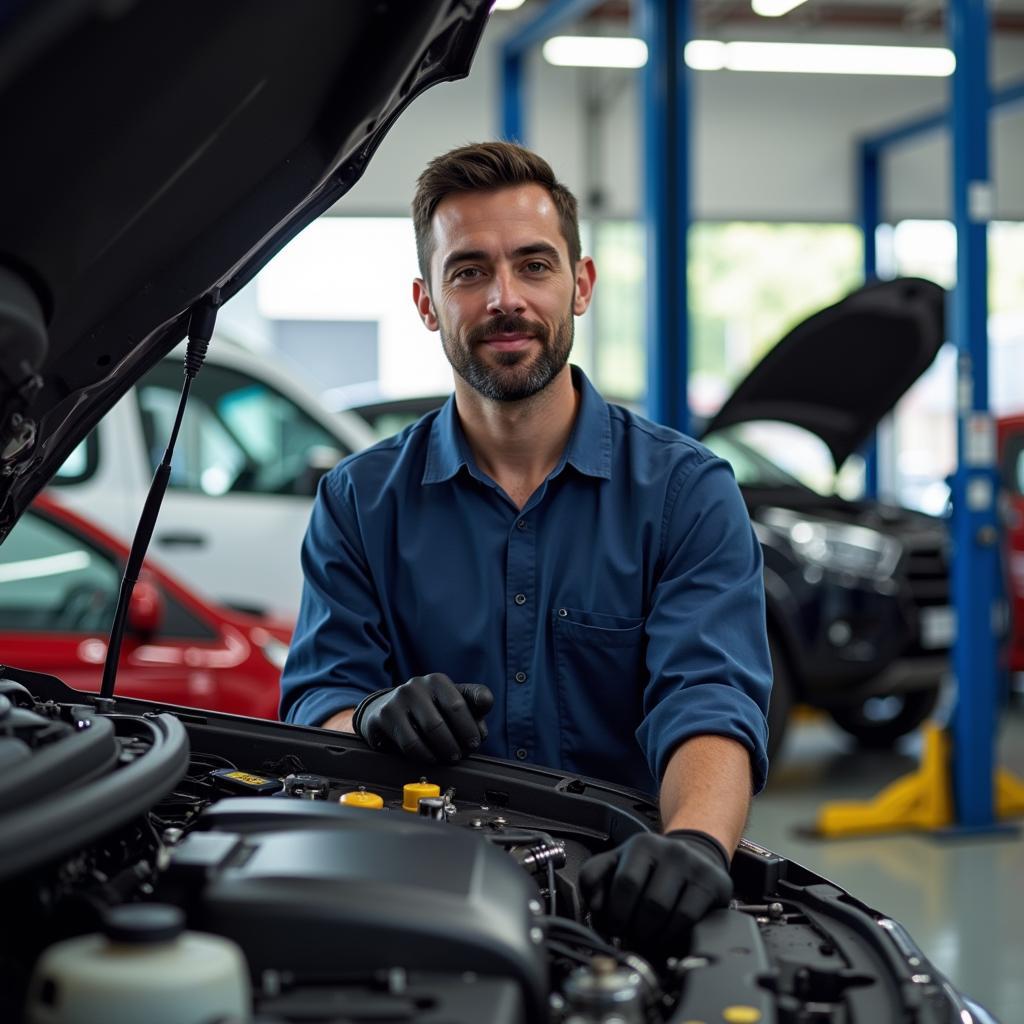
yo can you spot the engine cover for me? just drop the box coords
[163,798,547,1018]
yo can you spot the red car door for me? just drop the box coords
[0,508,255,711]
[998,415,1024,672]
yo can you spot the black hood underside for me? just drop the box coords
[703,277,947,468]
[0,0,490,539]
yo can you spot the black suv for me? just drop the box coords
[701,277,950,756]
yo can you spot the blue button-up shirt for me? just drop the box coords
[281,367,771,794]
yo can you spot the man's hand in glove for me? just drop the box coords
[352,673,493,762]
[578,829,733,954]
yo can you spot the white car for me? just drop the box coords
[50,338,376,618]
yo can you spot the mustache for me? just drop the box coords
[465,315,548,346]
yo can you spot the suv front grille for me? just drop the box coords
[903,540,950,607]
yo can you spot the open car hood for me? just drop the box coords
[0,0,490,540]
[702,277,947,468]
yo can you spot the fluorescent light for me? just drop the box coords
[491,0,526,10]
[752,0,809,16]
[542,35,649,69]
[685,40,955,76]
[541,35,954,77]
[685,40,727,71]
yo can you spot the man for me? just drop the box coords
[281,142,772,952]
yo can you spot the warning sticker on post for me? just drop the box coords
[964,412,996,468]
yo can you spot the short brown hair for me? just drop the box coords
[412,141,581,281]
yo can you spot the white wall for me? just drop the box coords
[338,17,1024,224]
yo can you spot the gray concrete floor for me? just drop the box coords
[748,697,1024,1024]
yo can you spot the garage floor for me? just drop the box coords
[749,697,1024,1023]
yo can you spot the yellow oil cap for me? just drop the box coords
[402,778,441,812]
[722,1007,762,1024]
[339,788,384,810]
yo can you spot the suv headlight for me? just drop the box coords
[758,507,902,580]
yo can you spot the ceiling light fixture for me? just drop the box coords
[541,35,649,69]
[685,40,955,76]
[541,35,954,78]
[491,0,527,10]
[751,0,810,17]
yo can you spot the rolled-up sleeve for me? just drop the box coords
[279,469,393,727]
[636,455,772,792]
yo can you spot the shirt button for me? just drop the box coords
[515,748,528,760]
[558,607,568,617]
[516,519,527,530]
[514,671,527,683]
[514,593,527,606]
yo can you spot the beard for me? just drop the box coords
[440,305,575,403]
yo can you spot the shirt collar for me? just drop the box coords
[422,394,472,484]
[563,365,612,480]
[422,365,612,485]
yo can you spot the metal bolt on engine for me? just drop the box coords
[511,841,567,874]
[418,797,447,820]
[563,955,647,1024]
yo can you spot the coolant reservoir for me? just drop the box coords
[402,778,441,812]
[340,787,384,809]
[26,904,250,1024]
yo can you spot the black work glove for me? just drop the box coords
[578,829,733,954]
[352,673,493,763]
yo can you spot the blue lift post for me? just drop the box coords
[638,0,691,433]
[948,0,1001,830]
[859,144,882,499]
[501,50,525,142]
[818,3,1024,836]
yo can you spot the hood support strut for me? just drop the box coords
[98,295,219,704]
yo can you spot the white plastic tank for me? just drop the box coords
[26,903,250,1024]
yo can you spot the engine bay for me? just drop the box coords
[1,669,973,1023]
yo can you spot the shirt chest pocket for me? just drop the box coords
[552,607,645,647]
[551,607,647,773]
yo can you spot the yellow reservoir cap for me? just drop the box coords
[339,789,384,810]
[723,1008,762,1023]
[402,779,441,812]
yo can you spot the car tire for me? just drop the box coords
[827,685,940,749]
[766,637,793,763]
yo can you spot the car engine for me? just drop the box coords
[0,669,978,1024]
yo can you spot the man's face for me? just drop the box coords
[412,184,595,402]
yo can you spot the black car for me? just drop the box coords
[702,277,950,757]
[705,425,951,756]
[0,4,990,1024]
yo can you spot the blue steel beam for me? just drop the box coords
[859,145,881,281]
[499,0,606,142]
[500,50,525,141]
[862,76,1024,153]
[639,0,691,433]
[949,0,1000,829]
[859,144,881,498]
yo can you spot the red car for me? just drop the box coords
[999,414,1024,673]
[0,493,292,719]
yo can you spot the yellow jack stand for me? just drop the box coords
[815,721,1024,838]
